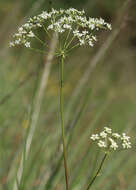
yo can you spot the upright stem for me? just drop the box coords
[60,55,69,190]
[86,153,107,190]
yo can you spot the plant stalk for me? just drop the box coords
[86,153,107,190]
[60,55,69,190]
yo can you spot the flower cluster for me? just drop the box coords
[90,127,131,151]
[9,8,111,49]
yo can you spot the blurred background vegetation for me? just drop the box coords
[0,0,136,189]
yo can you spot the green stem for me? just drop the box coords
[60,55,69,190]
[64,29,71,48]
[67,43,79,53]
[86,153,107,190]
[42,23,51,39]
[34,35,45,45]
[65,36,75,49]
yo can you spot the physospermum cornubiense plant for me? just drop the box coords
[9,8,127,190]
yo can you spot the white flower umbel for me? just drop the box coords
[88,127,132,190]
[9,8,111,52]
[90,127,132,151]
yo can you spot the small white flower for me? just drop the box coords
[18,27,27,34]
[39,11,49,19]
[107,23,112,30]
[82,30,88,35]
[88,40,94,47]
[79,39,85,45]
[104,127,112,134]
[98,140,107,148]
[109,138,118,150]
[60,9,64,14]
[36,23,42,27]
[73,30,79,35]
[112,133,120,139]
[14,33,22,37]
[100,131,107,138]
[51,8,59,15]
[27,31,35,37]
[63,24,72,29]
[15,39,21,45]
[18,27,23,32]
[98,18,105,25]
[65,8,78,14]
[58,28,65,33]
[47,24,54,30]
[88,23,95,30]
[9,42,15,47]
[110,142,118,150]
[24,42,30,48]
[23,23,31,29]
[121,133,131,149]
[122,141,131,149]
[121,133,130,141]
[67,16,74,22]
[90,134,99,141]
[92,35,97,41]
